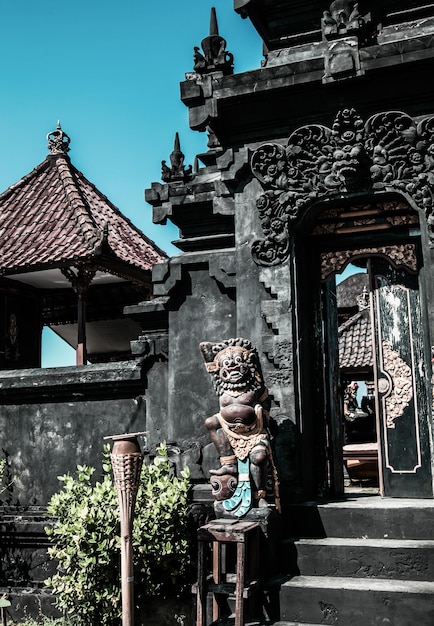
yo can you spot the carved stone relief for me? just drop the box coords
[320,243,418,281]
[321,0,375,45]
[250,109,434,266]
[258,266,293,417]
[380,339,413,429]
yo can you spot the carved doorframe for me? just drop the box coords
[249,108,434,498]
[293,199,433,498]
[250,108,434,267]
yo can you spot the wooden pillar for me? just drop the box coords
[76,294,87,366]
[61,266,95,367]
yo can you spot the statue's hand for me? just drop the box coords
[210,463,237,476]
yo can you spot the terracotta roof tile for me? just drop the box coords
[0,154,167,276]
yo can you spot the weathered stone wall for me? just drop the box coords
[0,362,146,506]
[0,361,151,606]
[156,255,237,448]
[234,171,299,500]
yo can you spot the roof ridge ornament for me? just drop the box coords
[47,121,71,155]
[161,132,192,183]
[193,7,234,76]
[356,286,370,311]
[321,1,377,46]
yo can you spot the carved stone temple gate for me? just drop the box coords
[250,108,434,499]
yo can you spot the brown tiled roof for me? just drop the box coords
[0,154,167,276]
[338,307,373,370]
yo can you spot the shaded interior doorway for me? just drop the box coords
[335,266,378,492]
[294,195,433,499]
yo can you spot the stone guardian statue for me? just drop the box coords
[200,338,279,517]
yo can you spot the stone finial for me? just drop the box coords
[321,0,375,45]
[47,121,70,155]
[161,133,192,183]
[193,7,234,76]
[356,286,369,311]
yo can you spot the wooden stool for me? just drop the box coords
[196,519,260,626]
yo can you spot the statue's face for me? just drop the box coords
[217,347,250,386]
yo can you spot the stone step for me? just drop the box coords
[293,537,434,580]
[276,575,434,626]
[286,496,434,539]
[245,619,327,626]
[244,622,320,626]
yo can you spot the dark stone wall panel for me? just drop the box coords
[166,264,236,447]
[144,360,168,449]
[0,396,146,506]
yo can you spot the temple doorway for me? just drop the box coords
[294,196,434,499]
[336,266,378,492]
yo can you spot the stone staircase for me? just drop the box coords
[268,495,434,626]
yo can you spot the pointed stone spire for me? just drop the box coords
[47,121,70,155]
[171,132,182,165]
[209,6,219,36]
[161,133,192,183]
[193,7,234,76]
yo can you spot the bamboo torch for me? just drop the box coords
[104,432,147,626]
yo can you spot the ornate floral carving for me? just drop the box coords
[61,265,96,296]
[380,340,413,429]
[320,244,418,281]
[251,108,434,266]
[47,121,70,155]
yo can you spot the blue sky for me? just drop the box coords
[0,1,262,366]
[0,0,261,256]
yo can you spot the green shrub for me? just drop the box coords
[15,618,64,626]
[45,443,190,626]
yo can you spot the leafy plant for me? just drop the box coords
[15,618,64,626]
[133,446,191,597]
[45,443,190,626]
[0,598,11,608]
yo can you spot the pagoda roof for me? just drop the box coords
[0,125,167,282]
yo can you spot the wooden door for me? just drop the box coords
[322,277,344,497]
[369,257,433,497]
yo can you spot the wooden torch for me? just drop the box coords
[105,432,146,626]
